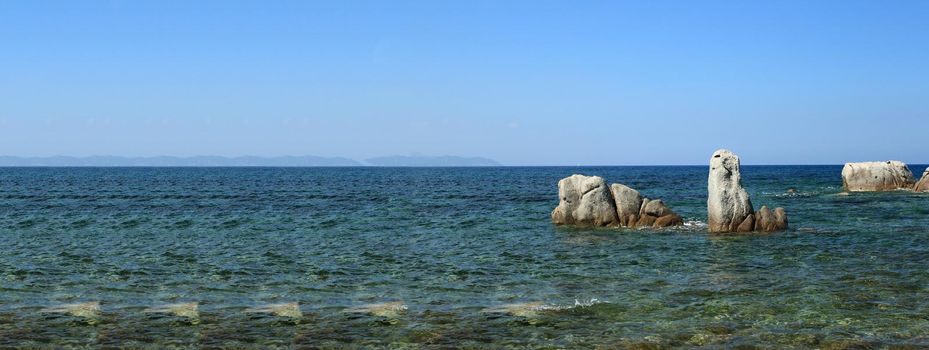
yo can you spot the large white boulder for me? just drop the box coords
[551,174,618,226]
[841,161,915,192]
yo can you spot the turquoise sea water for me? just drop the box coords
[2,166,929,349]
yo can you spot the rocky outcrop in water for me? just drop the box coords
[552,175,682,228]
[841,161,915,192]
[753,205,788,232]
[707,149,787,233]
[551,175,619,226]
[914,167,929,193]
[617,187,683,228]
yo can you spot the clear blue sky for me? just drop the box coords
[1,1,927,165]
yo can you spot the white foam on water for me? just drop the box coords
[767,191,817,198]
[483,299,606,316]
[683,220,708,229]
[537,298,606,311]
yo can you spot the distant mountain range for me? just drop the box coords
[0,155,501,167]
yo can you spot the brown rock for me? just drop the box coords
[634,198,683,228]
[653,214,683,228]
[634,214,657,228]
[751,206,789,232]
[736,213,755,232]
[773,207,788,230]
[915,167,929,192]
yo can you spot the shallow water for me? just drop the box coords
[1,166,928,349]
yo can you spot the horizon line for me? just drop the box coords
[0,155,926,168]
[0,164,913,168]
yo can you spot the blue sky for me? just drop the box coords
[1,1,927,165]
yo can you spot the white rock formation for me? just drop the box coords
[841,161,915,192]
[708,149,756,232]
[707,149,787,233]
[551,175,618,226]
[551,175,683,228]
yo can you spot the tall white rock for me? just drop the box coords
[551,174,618,226]
[706,149,788,233]
[841,161,915,192]
[707,149,755,233]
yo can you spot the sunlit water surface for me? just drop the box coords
[2,166,929,349]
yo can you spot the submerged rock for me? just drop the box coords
[841,161,915,192]
[915,167,929,193]
[707,149,788,233]
[144,302,199,320]
[482,302,546,317]
[41,301,100,319]
[245,302,302,319]
[344,301,407,318]
[551,175,618,226]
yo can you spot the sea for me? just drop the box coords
[1,166,928,349]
